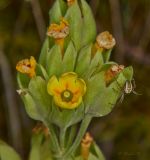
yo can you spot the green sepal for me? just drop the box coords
[49,0,63,23]
[85,50,104,78]
[28,76,52,120]
[91,142,105,160]
[62,41,77,73]
[80,0,97,46]
[17,72,30,89]
[122,66,133,81]
[75,44,92,77]
[102,49,112,63]
[21,93,42,121]
[50,102,84,129]
[0,140,21,160]
[84,72,105,113]
[86,67,133,117]
[29,132,52,160]
[46,45,63,77]
[36,64,49,81]
[39,38,49,67]
[65,1,82,51]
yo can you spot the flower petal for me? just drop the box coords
[47,76,61,96]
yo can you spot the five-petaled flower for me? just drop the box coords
[96,31,116,50]
[16,56,36,78]
[47,72,86,109]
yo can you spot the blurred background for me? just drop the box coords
[0,0,150,159]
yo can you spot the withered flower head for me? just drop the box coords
[81,132,93,160]
[105,64,124,85]
[96,31,116,50]
[47,18,69,39]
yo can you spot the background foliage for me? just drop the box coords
[0,0,150,159]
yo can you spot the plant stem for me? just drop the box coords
[66,124,77,149]
[44,121,61,154]
[60,128,66,150]
[63,115,92,159]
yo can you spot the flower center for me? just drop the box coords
[61,90,73,102]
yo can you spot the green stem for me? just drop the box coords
[60,128,67,150]
[66,124,77,149]
[63,115,92,159]
[44,121,61,154]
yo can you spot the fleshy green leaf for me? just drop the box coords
[80,0,97,46]
[0,140,21,160]
[17,72,30,89]
[28,76,52,120]
[84,72,105,113]
[92,142,105,160]
[50,102,84,129]
[22,93,42,121]
[75,44,92,77]
[85,50,104,78]
[86,67,133,117]
[122,66,133,81]
[62,41,77,73]
[46,45,63,77]
[65,1,82,51]
[102,49,112,63]
[49,0,62,23]
[39,38,49,67]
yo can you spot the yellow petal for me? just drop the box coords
[54,96,82,109]
[47,76,62,96]
[30,56,36,68]
[59,72,77,89]
[75,78,87,96]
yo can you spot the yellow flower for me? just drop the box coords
[67,0,76,6]
[47,72,86,109]
[81,132,93,160]
[96,31,116,50]
[16,56,36,78]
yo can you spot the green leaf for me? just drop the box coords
[49,0,62,23]
[84,72,105,113]
[39,38,49,67]
[17,72,30,89]
[29,134,44,160]
[80,0,96,46]
[75,44,92,77]
[86,67,133,117]
[36,64,49,81]
[62,41,77,73]
[92,142,105,160]
[65,1,82,51]
[102,49,112,63]
[22,93,42,121]
[50,102,84,129]
[0,140,21,160]
[122,66,133,81]
[46,45,63,77]
[85,50,104,78]
[28,76,52,120]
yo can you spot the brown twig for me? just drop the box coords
[29,0,46,42]
[0,47,23,156]
[109,0,125,63]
